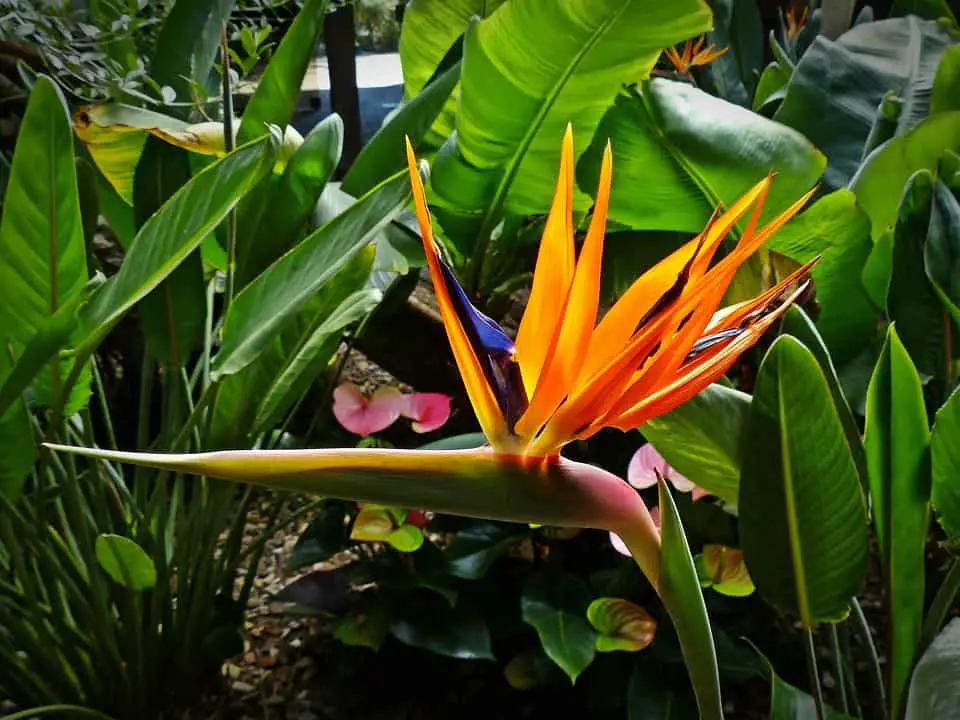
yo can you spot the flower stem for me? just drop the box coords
[804,627,825,720]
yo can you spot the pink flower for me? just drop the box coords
[402,393,453,433]
[610,507,661,557]
[628,443,709,501]
[332,383,406,436]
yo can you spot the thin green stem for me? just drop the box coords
[920,558,960,656]
[221,24,238,308]
[1,705,116,720]
[804,627,825,720]
[830,624,850,715]
[852,597,887,719]
[91,356,118,450]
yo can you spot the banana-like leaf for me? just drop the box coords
[932,387,960,539]
[864,324,931,716]
[0,76,90,415]
[429,0,712,260]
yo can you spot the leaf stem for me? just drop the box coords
[852,596,887,718]
[221,24,238,309]
[829,624,850,715]
[804,627,826,720]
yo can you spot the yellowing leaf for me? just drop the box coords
[350,505,424,552]
[586,597,656,653]
[696,544,755,597]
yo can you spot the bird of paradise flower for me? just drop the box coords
[48,129,816,719]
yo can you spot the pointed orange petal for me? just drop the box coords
[404,139,507,444]
[609,278,812,430]
[579,177,772,382]
[514,141,612,439]
[514,125,576,396]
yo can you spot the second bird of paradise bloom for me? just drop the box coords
[48,130,815,719]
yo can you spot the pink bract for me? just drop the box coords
[402,392,453,433]
[332,383,406,436]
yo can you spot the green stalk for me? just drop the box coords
[852,597,887,719]
[804,627,826,720]
[221,24,238,309]
[830,624,850,715]
[1,706,116,720]
[91,357,119,451]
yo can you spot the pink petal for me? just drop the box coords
[691,486,711,502]
[403,392,453,433]
[332,383,404,436]
[609,531,632,557]
[627,443,672,489]
[649,505,662,530]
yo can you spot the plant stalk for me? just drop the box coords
[852,597,887,719]
[804,627,826,720]
[221,24,238,308]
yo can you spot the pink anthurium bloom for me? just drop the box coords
[402,393,453,433]
[333,383,406,436]
[628,443,710,501]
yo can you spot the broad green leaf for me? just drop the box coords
[753,61,791,113]
[767,190,876,365]
[852,111,960,242]
[236,113,343,288]
[924,178,960,325]
[287,501,352,571]
[213,170,410,379]
[95,534,157,591]
[656,478,724,720]
[753,646,855,719]
[578,80,824,233]
[695,545,755,597]
[892,0,957,22]
[78,135,277,358]
[419,432,487,450]
[740,336,868,625]
[430,0,712,258]
[236,0,330,146]
[521,572,597,682]
[341,59,461,198]
[0,76,90,416]
[887,171,949,401]
[151,0,237,106]
[443,520,526,579]
[587,598,656,653]
[642,383,749,506]
[398,0,506,146]
[210,246,375,446]
[932,387,960,538]
[390,595,494,660]
[905,618,960,720]
[932,45,960,114]
[134,137,205,367]
[775,17,955,189]
[781,306,869,490]
[865,325,931,714]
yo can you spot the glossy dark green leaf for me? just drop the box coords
[151,0,237,106]
[887,171,949,400]
[134,137,205,367]
[287,501,352,572]
[656,479,724,720]
[418,432,487,450]
[521,571,597,683]
[213,170,410,379]
[906,618,960,719]
[704,0,763,105]
[775,17,954,189]
[865,324,932,714]
[767,189,876,365]
[236,113,343,288]
[932,387,960,539]
[781,306,869,490]
[578,80,824,233]
[444,521,526,579]
[852,111,960,243]
[390,594,494,660]
[642,383,749,506]
[924,178,960,325]
[753,61,791,113]
[753,645,855,719]
[892,0,957,22]
[740,336,868,625]
[236,0,331,145]
[95,534,157,591]
[430,0,712,258]
[341,59,461,198]
[0,76,90,414]
[79,135,277,358]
